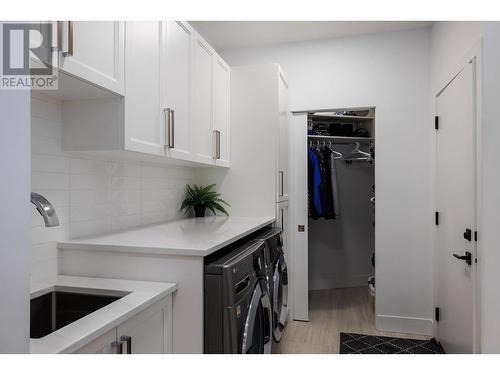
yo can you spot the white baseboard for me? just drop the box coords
[376,314,434,336]
[309,274,371,291]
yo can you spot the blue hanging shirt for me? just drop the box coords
[308,148,323,216]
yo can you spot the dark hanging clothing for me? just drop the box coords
[319,147,336,219]
[308,149,322,219]
[308,146,337,220]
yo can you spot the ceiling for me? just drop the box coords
[190,21,433,50]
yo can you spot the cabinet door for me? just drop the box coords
[278,71,290,201]
[124,21,165,156]
[190,33,215,165]
[74,328,118,354]
[162,21,192,161]
[116,298,171,354]
[213,55,231,167]
[58,21,124,95]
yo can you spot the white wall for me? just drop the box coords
[431,22,482,93]
[31,95,196,281]
[220,28,434,334]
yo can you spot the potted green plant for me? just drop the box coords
[180,184,230,218]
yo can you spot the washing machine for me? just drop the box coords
[252,228,289,342]
[204,240,272,354]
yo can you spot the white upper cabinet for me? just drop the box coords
[212,55,231,167]
[278,70,290,201]
[162,21,192,161]
[190,33,215,164]
[58,21,125,95]
[61,21,230,168]
[124,21,164,156]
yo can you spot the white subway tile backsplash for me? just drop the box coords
[31,96,195,281]
[69,158,111,175]
[110,176,142,190]
[32,171,70,190]
[110,189,141,204]
[31,116,63,139]
[32,154,69,173]
[69,204,111,222]
[31,135,64,155]
[30,259,59,281]
[70,189,111,206]
[109,163,142,178]
[31,97,62,122]
[111,214,143,232]
[70,173,109,191]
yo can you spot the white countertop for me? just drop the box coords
[58,216,275,256]
[30,275,177,354]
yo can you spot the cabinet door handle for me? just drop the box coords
[212,130,217,159]
[216,130,221,159]
[170,109,175,148]
[164,108,169,148]
[120,335,132,354]
[164,108,174,149]
[111,340,123,354]
[279,171,284,196]
[63,21,74,57]
[212,130,221,159]
[55,21,63,51]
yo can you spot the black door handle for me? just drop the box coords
[453,251,472,265]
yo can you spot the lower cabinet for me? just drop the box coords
[75,295,173,354]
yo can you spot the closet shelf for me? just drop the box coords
[310,114,375,121]
[308,135,374,144]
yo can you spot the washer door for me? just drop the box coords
[272,252,288,342]
[241,279,272,354]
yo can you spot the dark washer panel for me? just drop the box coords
[204,240,272,353]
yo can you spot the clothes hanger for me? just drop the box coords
[314,140,322,152]
[344,142,372,161]
[325,140,342,159]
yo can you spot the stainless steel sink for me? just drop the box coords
[30,288,128,339]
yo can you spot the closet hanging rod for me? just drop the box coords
[307,135,374,144]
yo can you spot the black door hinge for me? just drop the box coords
[435,211,439,226]
[435,116,439,130]
[464,228,472,242]
[474,231,478,242]
[435,307,440,322]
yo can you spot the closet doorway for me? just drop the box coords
[289,108,375,323]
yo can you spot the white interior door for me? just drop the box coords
[435,61,476,353]
[289,113,309,321]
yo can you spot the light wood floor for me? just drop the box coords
[273,287,431,354]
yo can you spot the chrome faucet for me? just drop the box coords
[31,192,59,227]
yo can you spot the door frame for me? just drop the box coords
[289,108,376,322]
[432,38,482,353]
